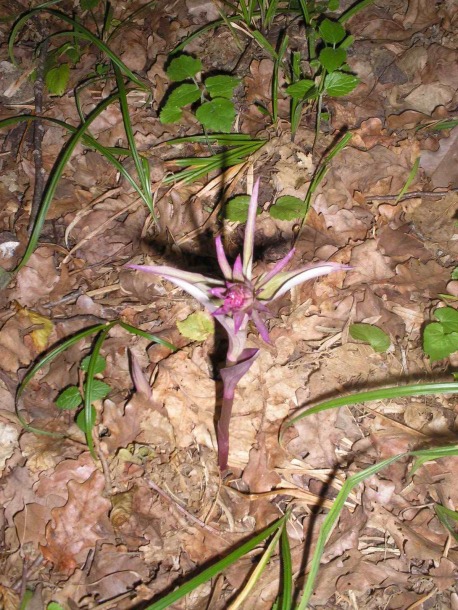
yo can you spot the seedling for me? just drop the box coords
[423,307,458,361]
[16,320,174,456]
[160,54,241,133]
[349,323,391,353]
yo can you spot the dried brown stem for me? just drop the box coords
[365,187,458,202]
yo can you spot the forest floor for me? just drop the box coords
[0,0,457,608]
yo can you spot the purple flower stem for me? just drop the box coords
[217,349,259,471]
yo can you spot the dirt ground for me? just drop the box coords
[0,0,457,608]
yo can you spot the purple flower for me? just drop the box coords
[128,179,349,469]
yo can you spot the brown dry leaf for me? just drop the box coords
[420,129,458,188]
[12,247,60,307]
[41,471,114,575]
[430,558,457,592]
[345,239,395,286]
[242,433,281,493]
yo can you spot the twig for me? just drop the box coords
[28,28,49,235]
[147,479,226,539]
[365,187,458,202]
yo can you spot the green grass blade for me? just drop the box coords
[84,322,116,456]
[145,514,287,610]
[295,453,408,610]
[296,442,458,609]
[339,0,375,23]
[434,504,458,541]
[113,65,156,219]
[118,322,176,351]
[14,93,120,272]
[16,323,109,437]
[395,156,420,203]
[297,0,310,24]
[9,8,147,89]
[230,521,285,609]
[252,29,278,59]
[280,522,293,610]
[265,0,280,29]
[273,33,288,122]
[410,444,458,475]
[171,15,247,55]
[166,134,262,144]
[283,382,458,433]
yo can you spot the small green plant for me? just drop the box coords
[16,320,174,456]
[55,354,110,433]
[423,306,458,361]
[160,54,241,133]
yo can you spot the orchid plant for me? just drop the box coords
[129,180,348,470]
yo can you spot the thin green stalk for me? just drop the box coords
[9,8,147,89]
[113,65,156,219]
[283,381,458,433]
[339,0,375,24]
[395,156,420,204]
[84,322,116,456]
[296,442,458,609]
[15,93,120,272]
[273,33,288,122]
[145,514,288,610]
[280,521,293,610]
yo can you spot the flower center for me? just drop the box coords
[224,284,251,311]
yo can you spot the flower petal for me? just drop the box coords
[242,178,260,281]
[258,263,351,301]
[256,247,296,289]
[215,236,232,280]
[251,309,271,344]
[232,254,244,282]
[127,264,222,312]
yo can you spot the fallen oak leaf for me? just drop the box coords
[41,471,113,575]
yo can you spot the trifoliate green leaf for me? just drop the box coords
[319,18,346,44]
[56,386,82,410]
[285,79,315,98]
[205,75,240,99]
[80,354,106,375]
[225,195,261,222]
[319,47,346,73]
[166,54,202,81]
[76,405,97,433]
[195,97,236,132]
[434,307,458,333]
[177,311,214,341]
[349,323,391,353]
[269,196,304,221]
[45,63,70,96]
[423,323,458,361]
[160,83,201,123]
[84,379,111,402]
[324,71,359,96]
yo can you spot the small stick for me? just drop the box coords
[365,187,458,202]
[147,479,225,539]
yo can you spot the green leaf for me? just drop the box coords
[166,54,202,81]
[319,47,346,73]
[84,379,111,402]
[225,195,261,222]
[177,311,214,341]
[430,118,458,131]
[423,323,458,361]
[47,604,66,610]
[269,196,304,221]
[205,75,240,99]
[434,307,458,333]
[80,354,106,375]
[349,323,391,353]
[81,0,100,9]
[328,0,340,9]
[45,63,70,96]
[285,79,315,98]
[195,98,236,132]
[319,18,346,44]
[324,71,359,96]
[56,386,82,410]
[76,405,96,433]
[435,504,458,542]
[452,268,458,280]
[160,83,201,123]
